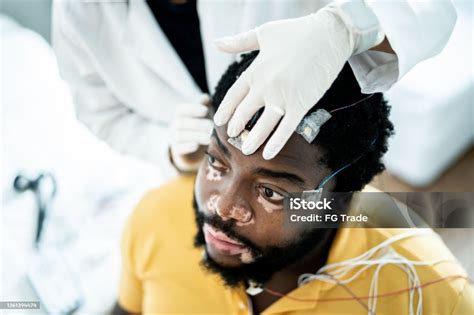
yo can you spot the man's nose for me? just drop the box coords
[216,194,253,224]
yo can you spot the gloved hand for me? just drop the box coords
[170,94,213,172]
[213,1,383,160]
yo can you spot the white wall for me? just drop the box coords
[0,0,52,42]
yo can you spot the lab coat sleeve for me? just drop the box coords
[347,0,457,93]
[52,3,175,174]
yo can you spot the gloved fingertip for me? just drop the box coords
[213,39,230,51]
[240,139,255,155]
[241,145,254,156]
[213,36,233,46]
[195,104,209,116]
[262,152,274,160]
[213,114,225,126]
[213,36,232,42]
[213,37,245,53]
[227,127,235,138]
[199,93,210,104]
[227,124,242,138]
[262,146,278,160]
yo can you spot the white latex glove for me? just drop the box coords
[170,94,213,172]
[213,1,383,160]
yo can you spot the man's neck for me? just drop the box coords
[249,229,337,314]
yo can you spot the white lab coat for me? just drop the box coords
[52,0,456,177]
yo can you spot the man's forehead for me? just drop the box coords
[212,124,325,177]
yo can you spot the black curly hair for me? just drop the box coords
[211,51,394,192]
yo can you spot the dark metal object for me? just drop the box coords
[13,172,57,245]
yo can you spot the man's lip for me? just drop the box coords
[203,223,248,255]
[204,223,244,245]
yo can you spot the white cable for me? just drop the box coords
[299,230,436,284]
[322,229,436,272]
[297,229,454,315]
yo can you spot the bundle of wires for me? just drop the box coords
[261,230,470,315]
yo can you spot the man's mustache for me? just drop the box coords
[194,203,262,253]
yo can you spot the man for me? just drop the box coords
[114,53,472,314]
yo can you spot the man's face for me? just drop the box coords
[193,124,335,286]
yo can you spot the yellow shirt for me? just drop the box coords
[119,176,473,315]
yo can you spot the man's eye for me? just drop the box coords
[206,153,226,170]
[259,186,284,202]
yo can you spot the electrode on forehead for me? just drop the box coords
[228,130,249,151]
[296,109,332,143]
[301,188,323,203]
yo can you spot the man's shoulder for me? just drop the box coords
[140,175,195,205]
[121,176,197,271]
[132,175,195,222]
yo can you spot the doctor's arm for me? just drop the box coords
[52,8,173,171]
[213,0,456,160]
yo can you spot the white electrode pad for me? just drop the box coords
[228,130,250,151]
[295,109,332,143]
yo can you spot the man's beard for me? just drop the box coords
[192,193,336,288]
